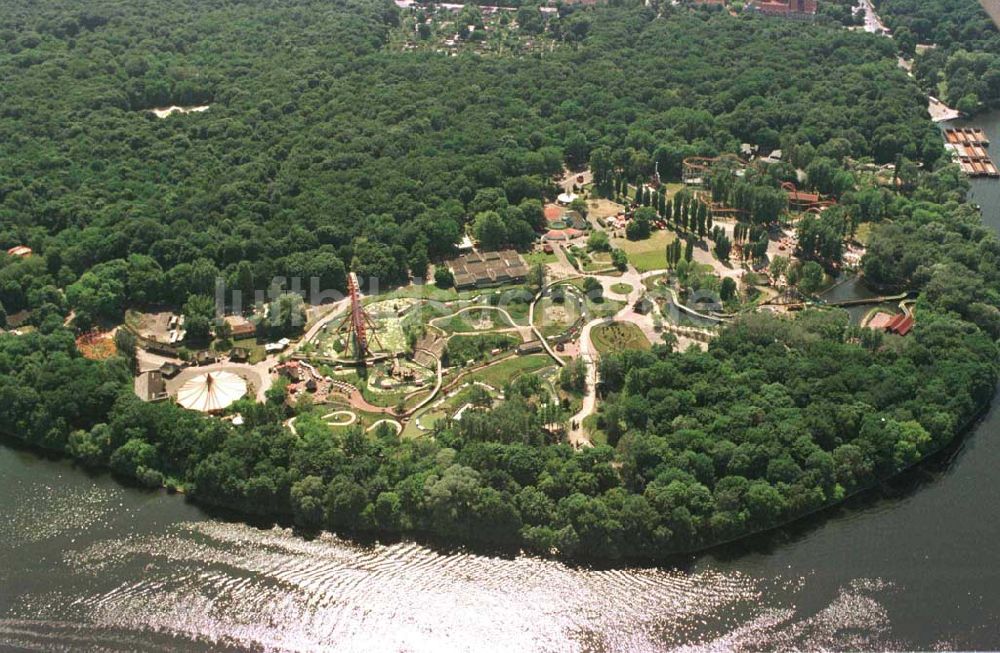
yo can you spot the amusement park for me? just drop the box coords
[100,148,916,450]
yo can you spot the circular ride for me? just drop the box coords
[176,371,248,413]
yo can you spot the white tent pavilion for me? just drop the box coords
[176,371,247,413]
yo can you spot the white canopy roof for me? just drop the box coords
[176,371,247,412]
[557,192,578,205]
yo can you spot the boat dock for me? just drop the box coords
[944,128,990,146]
[944,128,999,178]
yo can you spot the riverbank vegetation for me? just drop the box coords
[0,0,997,561]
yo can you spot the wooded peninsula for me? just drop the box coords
[0,0,997,561]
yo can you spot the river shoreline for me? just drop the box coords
[4,384,993,566]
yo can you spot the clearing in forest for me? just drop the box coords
[612,230,676,272]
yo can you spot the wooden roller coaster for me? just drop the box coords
[681,154,748,183]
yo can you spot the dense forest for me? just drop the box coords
[1,0,940,326]
[0,0,998,560]
[875,0,1000,113]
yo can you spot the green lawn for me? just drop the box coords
[563,279,625,319]
[582,413,608,447]
[370,284,478,303]
[466,354,552,388]
[610,282,633,295]
[217,337,266,363]
[855,222,873,246]
[612,229,676,272]
[533,294,583,338]
[407,354,553,437]
[582,250,615,272]
[524,250,557,266]
[439,309,513,332]
[591,322,651,355]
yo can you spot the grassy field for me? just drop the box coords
[855,221,873,246]
[564,279,625,319]
[224,338,266,363]
[524,250,557,266]
[438,309,514,333]
[610,282,633,295]
[465,354,552,388]
[591,322,651,355]
[405,355,553,437]
[581,250,615,272]
[370,283,480,303]
[533,293,583,338]
[582,413,608,447]
[612,229,675,272]
[586,198,625,223]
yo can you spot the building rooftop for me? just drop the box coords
[446,249,529,290]
[6,246,32,258]
[135,370,168,402]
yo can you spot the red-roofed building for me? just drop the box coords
[883,313,915,337]
[889,315,914,336]
[224,314,257,339]
[866,312,892,330]
[747,0,817,19]
[6,246,32,258]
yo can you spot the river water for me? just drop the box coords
[4,120,1000,653]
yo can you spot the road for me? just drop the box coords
[856,0,889,35]
[549,242,580,279]
[567,316,605,448]
[566,263,644,446]
[565,261,724,446]
[427,304,532,343]
[405,348,444,415]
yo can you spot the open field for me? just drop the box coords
[438,309,514,333]
[564,279,625,319]
[612,230,676,272]
[404,354,552,438]
[533,292,584,338]
[224,338,267,364]
[524,250,557,266]
[592,322,651,355]
[465,354,551,387]
[585,198,626,223]
[579,249,615,272]
[855,222,873,246]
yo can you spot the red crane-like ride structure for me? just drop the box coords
[337,272,382,362]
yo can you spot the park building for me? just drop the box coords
[447,249,529,290]
[6,245,32,258]
[135,370,169,403]
[746,0,817,19]
[224,314,257,339]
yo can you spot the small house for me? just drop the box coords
[6,246,32,258]
[224,315,257,339]
[135,370,168,402]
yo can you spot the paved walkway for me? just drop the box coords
[549,243,580,279]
